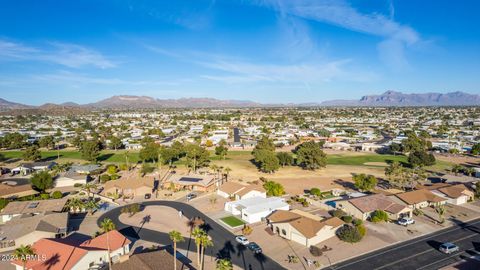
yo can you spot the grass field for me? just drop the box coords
[0,149,453,172]
[220,215,246,227]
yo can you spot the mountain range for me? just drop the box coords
[0,91,479,112]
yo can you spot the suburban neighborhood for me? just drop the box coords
[0,106,479,270]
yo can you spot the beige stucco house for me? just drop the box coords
[217,181,266,200]
[267,209,344,247]
[338,193,413,221]
[394,189,447,209]
[431,184,474,205]
[103,177,156,199]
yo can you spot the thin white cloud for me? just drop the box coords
[31,71,187,87]
[0,39,116,69]
[255,0,421,70]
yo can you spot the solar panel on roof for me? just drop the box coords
[179,177,202,182]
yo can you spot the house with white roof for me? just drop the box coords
[224,196,289,223]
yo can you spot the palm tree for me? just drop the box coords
[192,227,206,266]
[216,258,233,270]
[210,164,218,175]
[85,199,99,215]
[223,167,232,182]
[83,183,98,199]
[435,205,446,223]
[67,197,85,213]
[100,218,116,270]
[169,230,184,270]
[14,245,36,270]
[200,234,213,270]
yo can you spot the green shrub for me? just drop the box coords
[110,174,120,180]
[336,225,363,243]
[119,163,128,171]
[310,188,321,197]
[51,191,63,199]
[0,198,8,210]
[100,174,111,183]
[342,215,353,223]
[107,165,118,175]
[356,224,367,237]
[40,193,50,200]
[370,210,389,223]
[331,209,347,218]
[74,183,83,188]
[352,219,363,226]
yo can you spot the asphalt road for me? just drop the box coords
[330,218,480,270]
[98,201,285,270]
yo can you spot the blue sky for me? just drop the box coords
[0,0,479,105]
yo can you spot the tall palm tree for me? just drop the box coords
[100,218,116,270]
[192,227,205,266]
[216,258,233,270]
[200,234,213,270]
[14,245,36,270]
[223,167,232,182]
[169,230,184,270]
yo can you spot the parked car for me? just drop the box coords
[186,193,197,200]
[247,242,262,254]
[235,235,249,246]
[439,242,459,254]
[397,217,415,226]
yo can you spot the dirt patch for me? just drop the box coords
[363,162,389,167]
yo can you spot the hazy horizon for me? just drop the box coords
[1,0,479,105]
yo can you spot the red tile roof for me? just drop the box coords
[11,230,130,270]
[80,230,131,251]
[12,239,88,270]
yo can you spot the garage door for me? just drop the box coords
[291,232,307,246]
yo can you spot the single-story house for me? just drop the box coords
[164,174,217,192]
[338,193,413,221]
[0,212,68,252]
[394,189,447,209]
[0,198,68,223]
[54,170,91,188]
[12,161,57,175]
[267,209,344,247]
[431,184,474,205]
[11,230,131,270]
[113,249,194,270]
[103,177,157,199]
[224,196,290,224]
[217,182,266,200]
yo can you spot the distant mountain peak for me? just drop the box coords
[325,91,480,107]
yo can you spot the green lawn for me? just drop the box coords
[220,215,246,227]
[0,149,453,173]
